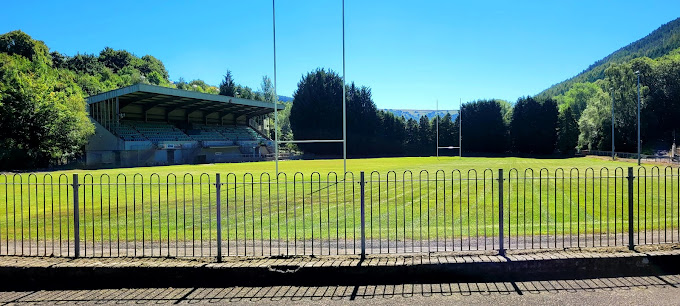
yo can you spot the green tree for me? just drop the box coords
[510,96,558,154]
[260,76,276,103]
[405,118,420,155]
[557,106,579,154]
[436,113,457,156]
[577,84,611,150]
[0,54,94,168]
[418,115,433,156]
[98,47,135,73]
[554,82,601,119]
[219,70,236,97]
[460,100,509,153]
[137,55,169,80]
[0,30,51,65]
[289,69,343,154]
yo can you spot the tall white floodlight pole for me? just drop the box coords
[459,98,462,158]
[636,70,641,166]
[272,0,347,174]
[342,0,347,174]
[611,88,615,160]
[436,100,439,158]
[273,0,279,175]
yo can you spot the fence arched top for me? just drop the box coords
[199,173,211,183]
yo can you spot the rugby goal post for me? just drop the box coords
[271,0,348,176]
[435,98,462,158]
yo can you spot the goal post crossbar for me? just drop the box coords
[279,140,344,144]
[272,0,348,175]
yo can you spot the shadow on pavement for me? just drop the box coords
[1,274,678,304]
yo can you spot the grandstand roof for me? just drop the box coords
[86,83,284,117]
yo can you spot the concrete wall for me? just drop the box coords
[85,119,123,151]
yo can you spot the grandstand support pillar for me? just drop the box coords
[116,97,120,127]
[107,98,111,130]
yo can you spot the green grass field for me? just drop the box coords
[1,156,678,252]
[0,156,650,179]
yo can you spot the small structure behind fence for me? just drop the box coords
[0,166,678,260]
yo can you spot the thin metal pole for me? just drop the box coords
[611,88,615,160]
[627,167,635,250]
[498,169,504,256]
[360,171,366,259]
[216,173,222,262]
[342,0,347,174]
[273,0,279,176]
[72,174,80,258]
[459,98,462,158]
[636,72,641,166]
[436,100,439,158]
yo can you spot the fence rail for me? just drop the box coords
[1,166,678,259]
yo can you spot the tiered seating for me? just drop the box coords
[206,125,266,141]
[127,121,192,142]
[111,124,147,141]
[112,122,268,143]
[191,124,236,141]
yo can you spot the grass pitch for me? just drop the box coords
[1,156,678,250]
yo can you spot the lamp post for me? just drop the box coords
[611,88,615,160]
[636,70,641,166]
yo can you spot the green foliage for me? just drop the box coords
[376,110,406,155]
[557,106,579,154]
[0,30,51,66]
[235,84,263,101]
[219,70,236,97]
[175,78,219,94]
[98,47,135,73]
[289,69,345,155]
[460,100,509,153]
[346,83,380,155]
[554,82,601,118]
[138,55,169,80]
[510,97,558,154]
[146,70,164,85]
[577,85,611,151]
[0,53,94,169]
[260,76,276,103]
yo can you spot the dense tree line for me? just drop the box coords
[573,48,680,153]
[0,31,94,168]
[289,69,483,157]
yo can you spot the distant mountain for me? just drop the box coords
[278,95,293,102]
[381,109,459,121]
[538,17,680,98]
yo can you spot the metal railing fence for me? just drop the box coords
[0,166,678,259]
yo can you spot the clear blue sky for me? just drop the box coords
[1,1,678,109]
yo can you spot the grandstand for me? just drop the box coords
[84,83,284,167]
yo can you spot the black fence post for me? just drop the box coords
[498,169,505,256]
[627,167,635,250]
[360,171,366,259]
[72,174,80,258]
[216,173,222,262]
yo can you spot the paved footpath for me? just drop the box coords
[0,275,679,305]
[1,246,679,290]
